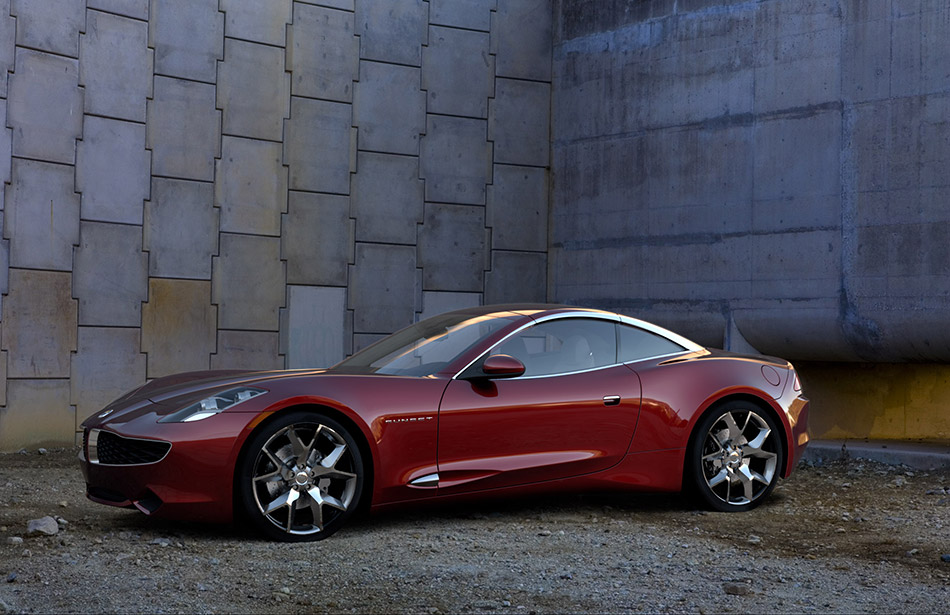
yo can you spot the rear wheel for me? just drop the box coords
[238,411,364,541]
[689,401,783,512]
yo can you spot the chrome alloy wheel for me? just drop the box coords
[699,409,778,507]
[250,422,358,536]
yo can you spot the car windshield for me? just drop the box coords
[332,312,518,377]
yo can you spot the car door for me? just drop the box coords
[436,317,642,493]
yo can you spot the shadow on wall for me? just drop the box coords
[795,362,950,443]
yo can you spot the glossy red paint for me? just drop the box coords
[78,304,809,537]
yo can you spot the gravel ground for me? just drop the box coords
[1,448,949,614]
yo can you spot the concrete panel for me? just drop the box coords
[492,0,552,81]
[284,285,347,368]
[842,5,890,103]
[355,0,427,65]
[422,27,493,118]
[212,234,285,331]
[487,165,548,252]
[76,116,151,225]
[420,115,491,205]
[353,61,425,155]
[149,0,224,82]
[87,0,148,20]
[751,230,840,300]
[419,291,482,320]
[0,99,9,211]
[297,0,354,11]
[7,49,82,165]
[350,152,424,244]
[141,278,216,378]
[490,78,551,167]
[147,76,221,181]
[287,3,359,101]
[220,0,292,46]
[0,380,73,451]
[753,0,840,113]
[348,243,418,333]
[1,269,77,379]
[144,178,217,280]
[211,330,282,371]
[73,221,149,327]
[484,250,546,304]
[417,204,487,292]
[429,0,496,31]
[4,159,80,271]
[215,137,287,236]
[217,39,291,141]
[282,192,351,286]
[753,110,841,204]
[283,97,353,194]
[80,11,152,122]
[0,0,14,98]
[70,328,146,425]
[10,0,84,57]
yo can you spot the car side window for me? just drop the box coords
[617,323,685,362]
[493,318,617,377]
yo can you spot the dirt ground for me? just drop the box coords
[0,448,948,614]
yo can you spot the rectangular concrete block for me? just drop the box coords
[142,279,216,378]
[282,192,351,286]
[0,99,9,209]
[288,3,359,102]
[419,291,482,320]
[422,26,494,118]
[492,0,552,81]
[144,178,218,280]
[211,330,283,371]
[149,0,224,82]
[147,76,221,181]
[73,222,149,327]
[484,250,546,304]
[0,0,14,98]
[76,116,151,225]
[70,327,147,425]
[842,8,890,103]
[429,0,496,31]
[220,0,292,46]
[87,0,149,20]
[487,165,548,252]
[215,136,288,236]
[753,110,841,202]
[348,243,418,333]
[418,204,488,292]
[751,230,840,300]
[284,285,347,368]
[353,61,425,155]
[11,0,84,57]
[212,234,286,331]
[283,97,353,194]
[0,380,74,451]
[490,78,551,166]
[217,38,291,141]
[351,152,424,244]
[355,0,427,65]
[1,269,77,379]
[851,98,921,193]
[420,115,491,205]
[4,159,80,271]
[7,49,83,165]
[80,10,152,123]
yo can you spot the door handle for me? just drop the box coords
[603,395,621,406]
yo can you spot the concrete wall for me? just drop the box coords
[551,0,950,364]
[0,0,553,450]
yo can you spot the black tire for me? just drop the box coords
[688,401,784,512]
[238,411,364,541]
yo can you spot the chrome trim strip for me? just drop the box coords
[408,473,439,488]
[451,311,702,380]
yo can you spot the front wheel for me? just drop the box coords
[689,402,783,512]
[238,411,364,541]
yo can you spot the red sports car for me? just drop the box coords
[79,304,809,541]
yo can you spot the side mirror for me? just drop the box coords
[479,354,525,379]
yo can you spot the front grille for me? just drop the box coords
[94,430,171,465]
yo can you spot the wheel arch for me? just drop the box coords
[231,403,377,519]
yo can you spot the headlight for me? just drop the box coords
[158,387,267,423]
